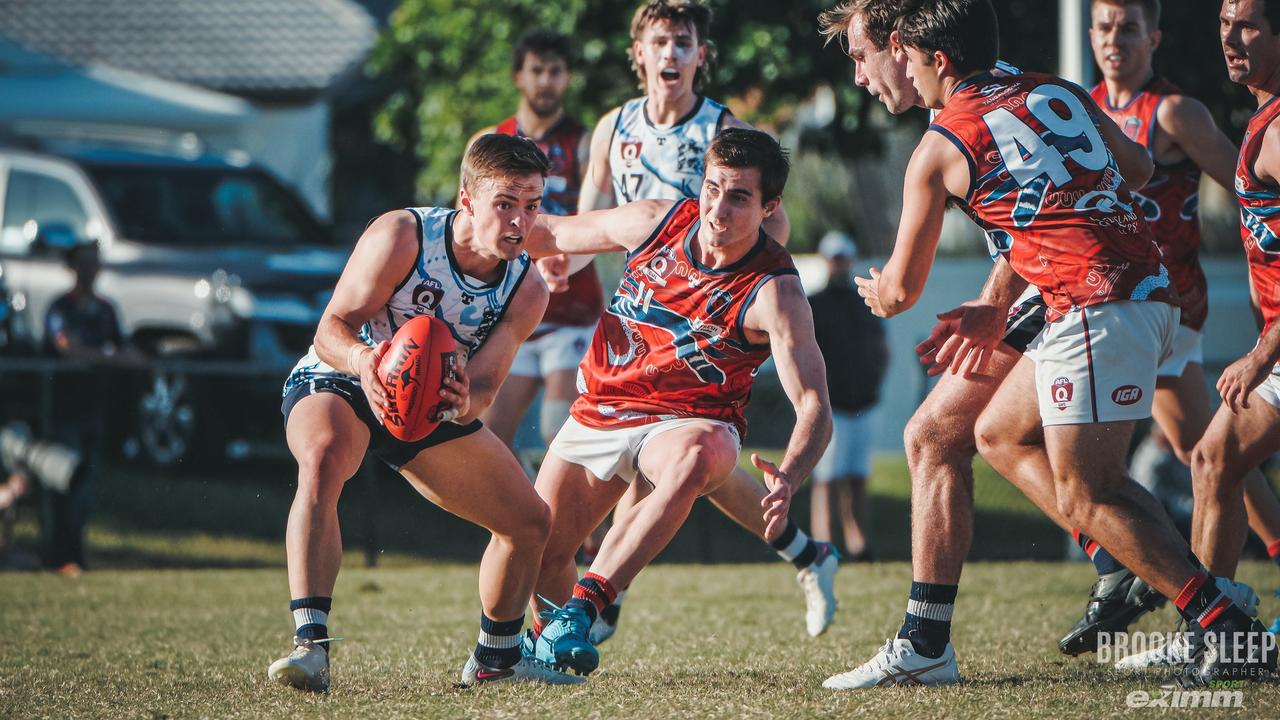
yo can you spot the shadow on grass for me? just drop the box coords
[6,453,1063,569]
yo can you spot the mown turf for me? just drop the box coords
[3,561,1279,719]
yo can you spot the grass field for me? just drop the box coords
[3,561,1280,719]
[3,455,1280,718]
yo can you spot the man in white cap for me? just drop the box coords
[807,231,887,560]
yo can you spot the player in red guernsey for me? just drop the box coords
[1186,0,1280,650]
[519,129,832,678]
[1044,0,1280,664]
[464,31,603,473]
[835,0,1272,689]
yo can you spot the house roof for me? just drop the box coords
[0,0,377,96]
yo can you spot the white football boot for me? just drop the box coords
[823,638,960,689]
[267,637,332,692]
[797,542,840,637]
[1114,577,1260,671]
[459,652,586,687]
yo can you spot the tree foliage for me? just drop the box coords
[366,0,1256,247]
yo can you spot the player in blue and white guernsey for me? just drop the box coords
[565,0,843,647]
[268,135,583,692]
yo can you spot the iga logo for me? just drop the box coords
[1052,377,1074,410]
[1112,385,1143,405]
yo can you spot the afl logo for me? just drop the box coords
[412,277,445,311]
[1051,377,1074,410]
[1112,385,1143,405]
[621,140,643,165]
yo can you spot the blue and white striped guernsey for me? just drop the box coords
[284,207,531,393]
[608,95,729,204]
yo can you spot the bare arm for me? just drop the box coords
[1158,95,1239,191]
[744,275,832,536]
[314,211,420,415]
[454,270,549,422]
[577,108,620,213]
[855,131,969,318]
[525,200,674,258]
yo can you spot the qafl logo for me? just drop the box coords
[1051,377,1074,410]
[1112,385,1143,406]
[620,140,643,166]
[411,277,444,311]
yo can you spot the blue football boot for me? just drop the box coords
[535,600,599,676]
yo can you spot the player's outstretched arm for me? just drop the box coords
[577,108,621,213]
[525,199,676,258]
[1158,95,1239,191]
[856,131,968,318]
[452,270,550,423]
[314,210,421,416]
[745,275,833,538]
[721,114,791,245]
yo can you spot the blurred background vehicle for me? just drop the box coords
[0,140,345,465]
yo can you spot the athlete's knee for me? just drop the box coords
[973,410,1006,461]
[495,498,552,548]
[1190,440,1243,496]
[905,409,974,468]
[662,428,738,496]
[293,438,361,506]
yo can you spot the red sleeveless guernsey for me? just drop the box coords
[1236,95,1280,336]
[570,199,797,437]
[495,116,603,333]
[930,71,1176,321]
[1091,78,1206,330]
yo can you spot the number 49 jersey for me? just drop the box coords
[930,71,1176,321]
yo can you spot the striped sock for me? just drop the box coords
[770,521,818,569]
[290,596,331,652]
[1072,530,1124,575]
[897,582,957,659]
[1174,570,1235,630]
[566,572,618,624]
[1268,540,1280,568]
[474,615,523,669]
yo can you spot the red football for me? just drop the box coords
[377,315,459,442]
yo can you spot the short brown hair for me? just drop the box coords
[629,0,715,91]
[706,128,790,203]
[898,0,999,75]
[819,0,920,51]
[461,134,550,192]
[1091,0,1161,29]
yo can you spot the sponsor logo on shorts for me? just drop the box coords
[1112,385,1143,405]
[1052,377,1074,410]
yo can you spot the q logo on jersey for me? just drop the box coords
[621,141,643,166]
[412,277,444,311]
[1051,377,1074,410]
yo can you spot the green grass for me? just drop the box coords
[3,562,1279,719]
[4,455,1280,717]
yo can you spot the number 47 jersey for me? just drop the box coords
[929,71,1177,321]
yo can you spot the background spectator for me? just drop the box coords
[808,231,887,561]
